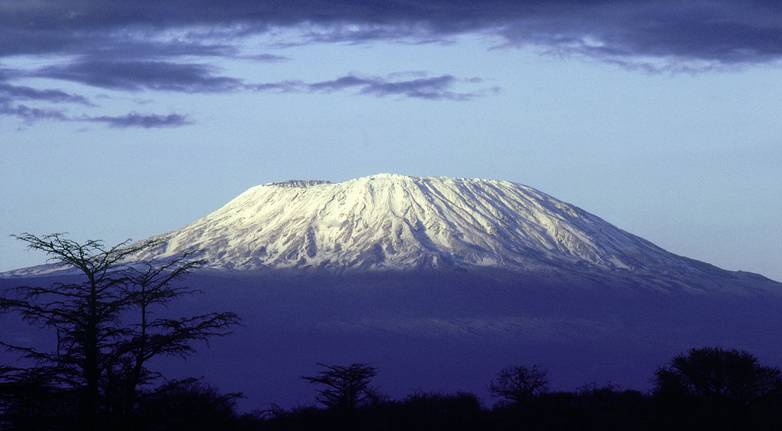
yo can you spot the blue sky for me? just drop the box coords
[1,2,781,280]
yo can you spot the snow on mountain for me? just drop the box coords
[136,173,725,280]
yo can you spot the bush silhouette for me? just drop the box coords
[490,365,548,405]
[135,378,244,431]
[655,347,782,403]
[654,347,782,430]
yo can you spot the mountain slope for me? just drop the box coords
[139,174,730,279]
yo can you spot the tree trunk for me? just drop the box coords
[82,273,100,431]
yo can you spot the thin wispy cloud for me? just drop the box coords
[0,100,69,122]
[87,112,190,128]
[0,82,91,105]
[304,74,489,101]
[0,77,190,129]
[0,71,191,129]
[30,60,490,101]
[0,68,482,130]
[0,99,190,129]
[248,73,492,101]
[36,60,244,92]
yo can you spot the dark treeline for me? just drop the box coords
[3,347,782,431]
[2,235,782,430]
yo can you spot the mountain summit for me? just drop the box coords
[139,174,658,270]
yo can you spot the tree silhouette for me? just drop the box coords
[0,233,240,430]
[490,365,548,405]
[655,347,782,404]
[107,256,238,421]
[302,362,378,413]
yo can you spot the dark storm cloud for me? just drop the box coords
[1,1,781,66]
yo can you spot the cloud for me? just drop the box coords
[9,2,776,130]
[240,53,289,62]
[0,69,189,129]
[32,58,489,100]
[0,100,69,122]
[305,74,484,100]
[1,1,782,68]
[0,102,191,129]
[0,64,480,131]
[0,82,91,104]
[87,112,190,128]
[248,73,493,100]
[35,60,243,92]
[0,97,190,129]
[0,76,78,122]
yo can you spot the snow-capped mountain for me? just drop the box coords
[3,173,781,406]
[139,173,719,276]
[6,173,777,295]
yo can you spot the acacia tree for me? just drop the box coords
[302,363,378,413]
[0,233,239,430]
[489,365,549,405]
[108,253,239,421]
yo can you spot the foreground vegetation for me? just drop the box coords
[3,346,782,431]
[2,235,781,430]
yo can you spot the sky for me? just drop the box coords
[1,1,781,281]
